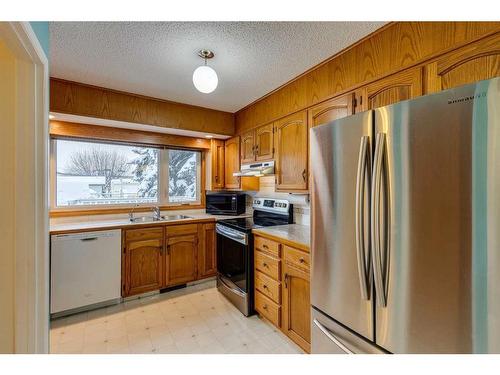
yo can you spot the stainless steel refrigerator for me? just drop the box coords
[310,77,500,354]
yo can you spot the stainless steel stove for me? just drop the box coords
[216,198,293,316]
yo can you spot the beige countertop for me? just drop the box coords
[252,224,310,250]
[50,209,252,234]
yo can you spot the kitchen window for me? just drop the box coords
[51,138,202,209]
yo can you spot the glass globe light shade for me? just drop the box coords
[192,65,218,93]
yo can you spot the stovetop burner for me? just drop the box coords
[217,198,293,233]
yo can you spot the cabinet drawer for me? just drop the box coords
[284,245,310,272]
[255,271,281,304]
[125,227,163,242]
[254,236,280,257]
[166,223,198,236]
[255,250,281,280]
[255,291,281,327]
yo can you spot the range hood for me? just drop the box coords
[233,161,275,177]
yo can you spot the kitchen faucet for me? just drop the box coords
[152,206,161,221]
[128,204,140,222]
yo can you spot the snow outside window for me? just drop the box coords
[51,138,201,208]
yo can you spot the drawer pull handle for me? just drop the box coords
[263,304,268,310]
[299,258,305,263]
[284,273,289,288]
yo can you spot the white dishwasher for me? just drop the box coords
[51,229,122,316]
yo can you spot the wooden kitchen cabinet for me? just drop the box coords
[308,93,355,128]
[255,123,274,161]
[282,262,311,353]
[165,224,198,286]
[240,123,275,164]
[274,110,308,192]
[224,136,241,189]
[254,233,311,352]
[240,129,256,164]
[122,227,164,297]
[210,139,225,190]
[425,33,500,94]
[198,223,217,279]
[358,67,423,111]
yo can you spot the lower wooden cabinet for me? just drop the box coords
[122,222,218,297]
[198,222,217,279]
[122,227,164,297]
[253,233,311,352]
[282,263,311,352]
[165,224,198,286]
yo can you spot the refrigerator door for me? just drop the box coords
[310,111,374,341]
[311,307,386,354]
[373,78,500,353]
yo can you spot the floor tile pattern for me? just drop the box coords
[50,281,303,354]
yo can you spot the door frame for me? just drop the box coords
[0,22,49,353]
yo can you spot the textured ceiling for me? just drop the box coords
[50,22,386,113]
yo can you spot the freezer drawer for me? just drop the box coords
[311,307,385,354]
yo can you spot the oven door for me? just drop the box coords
[216,224,248,293]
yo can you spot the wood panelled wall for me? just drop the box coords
[235,22,500,133]
[50,78,235,136]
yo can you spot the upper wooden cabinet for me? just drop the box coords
[122,227,164,297]
[358,67,423,111]
[165,224,198,287]
[210,139,225,190]
[198,223,217,279]
[240,130,256,164]
[255,123,274,161]
[308,93,355,128]
[224,136,241,189]
[274,110,308,192]
[239,123,275,164]
[425,33,500,93]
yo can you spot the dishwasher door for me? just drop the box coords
[50,230,122,315]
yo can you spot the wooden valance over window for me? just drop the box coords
[49,120,211,150]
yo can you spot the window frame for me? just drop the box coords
[50,137,204,214]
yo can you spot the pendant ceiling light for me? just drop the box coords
[193,49,218,94]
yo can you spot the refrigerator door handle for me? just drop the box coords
[371,132,387,307]
[313,319,354,354]
[355,135,370,300]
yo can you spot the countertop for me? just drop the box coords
[50,210,252,234]
[252,224,310,250]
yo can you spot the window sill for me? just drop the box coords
[49,204,205,218]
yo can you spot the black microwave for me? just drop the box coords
[206,191,246,215]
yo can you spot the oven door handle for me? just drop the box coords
[216,224,248,245]
[218,275,246,298]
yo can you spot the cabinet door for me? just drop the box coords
[240,130,256,164]
[198,223,217,279]
[274,110,308,191]
[211,139,225,189]
[282,264,311,353]
[123,227,164,297]
[224,136,241,189]
[308,93,355,128]
[425,33,500,94]
[360,67,423,110]
[255,123,274,161]
[165,226,198,286]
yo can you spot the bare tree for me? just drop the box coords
[64,147,130,195]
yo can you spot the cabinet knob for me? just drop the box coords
[263,244,269,249]
[302,169,307,182]
[263,262,268,268]
[284,273,289,288]
[263,304,268,310]
[299,258,305,263]
[263,284,268,289]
